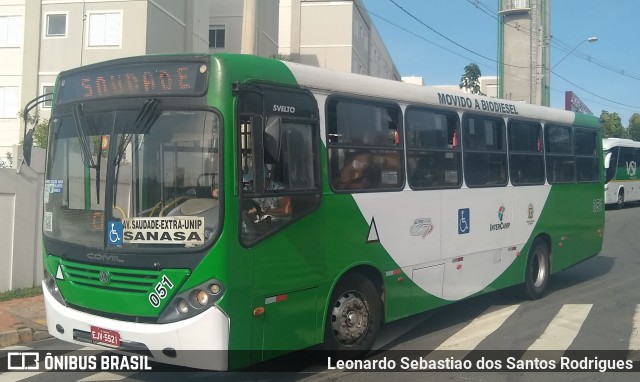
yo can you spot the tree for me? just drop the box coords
[600,111,625,138]
[628,113,640,141]
[459,63,484,95]
[31,118,49,148]
[18,111,49,148]
[0,152,13,168]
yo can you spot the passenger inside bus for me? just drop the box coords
[334,151,381,190]
[411,156,442,187]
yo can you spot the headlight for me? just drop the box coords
[157,279,225,324]
[43,269,66,306]
[194,290,209,306]
[176,299,189,314]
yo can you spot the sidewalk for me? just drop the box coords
[0,294,50,348]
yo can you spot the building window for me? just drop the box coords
[87,12,122,47]
[0,15,22,48]
[42,85,54,108]
[209,25,225,49]
[45,13,67,37]
[0,87,19,118]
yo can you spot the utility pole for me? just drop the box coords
[241,0,258,55]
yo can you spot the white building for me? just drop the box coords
[209,0,279,57]
[0,0,210,155]
[279,0,400,80]
[1,0,399,154]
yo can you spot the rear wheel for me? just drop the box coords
[521,239,550,300]
[324,273,381,358]
[617,189,625,210]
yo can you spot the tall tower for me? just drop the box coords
[498,0,550,106]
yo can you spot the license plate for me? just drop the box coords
[90,326,120,347]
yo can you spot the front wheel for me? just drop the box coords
[324,273,381,358]
[521,239,550,300]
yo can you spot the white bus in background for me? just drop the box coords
[603,138,640,208]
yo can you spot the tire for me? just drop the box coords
[616,189,625,210]
[324,273,381,359]
[521,239,550,300]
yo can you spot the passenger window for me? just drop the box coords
[327,97,404,192]
[406,107,461,189]
[508,120,544,186]
[574,128,599,183]
[462,115,507,187]
[545,125,575,183]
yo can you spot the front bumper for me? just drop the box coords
[43,281,230,370]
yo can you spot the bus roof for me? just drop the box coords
[602,137,640,150]
[281,60,596,127]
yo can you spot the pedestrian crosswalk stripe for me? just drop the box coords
[77,371,132,381]
[434,305,520,351]
[630,304,640,360]
[526,304,592,351]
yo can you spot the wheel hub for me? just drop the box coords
[330,292,370,346]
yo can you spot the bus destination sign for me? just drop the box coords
[57,61,208,104]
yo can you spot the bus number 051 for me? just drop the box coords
[149,275,174,307]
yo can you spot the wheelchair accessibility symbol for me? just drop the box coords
[458,208,470,234]
[107,221,123,245]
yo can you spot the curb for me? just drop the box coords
[0,328,51,348]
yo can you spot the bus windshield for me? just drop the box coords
[603,147,618,183]
[44,103,221,250]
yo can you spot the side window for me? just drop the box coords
[327,97,403,192]
[0,15,22,48]
[208,25,225,49]
[238,87,321,246]
[545,125,575,183]
[45,13,67,38]
[405,107,461,189]
[508,120,544,186]
[462,114,507,187]
[574,128,599,183]
[41,85,54,108]
[87,11,122,48]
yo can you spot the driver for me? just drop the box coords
[211,167,292,219]
[245,167,292,219]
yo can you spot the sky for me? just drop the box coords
[361,0,640,126]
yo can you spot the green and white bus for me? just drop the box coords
[603,138,640,209]
[41,54,604,370]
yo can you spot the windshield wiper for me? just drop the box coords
[112,99,161,207]
[72,103,96,169]
[114,99,160,167]
[72,103,102,203]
